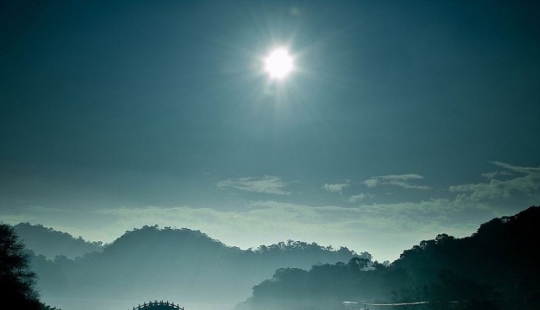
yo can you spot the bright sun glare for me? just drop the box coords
[264,47,294,80]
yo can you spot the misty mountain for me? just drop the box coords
[13,223,103,259]
[28,225,366,309]
[236,206,540,310]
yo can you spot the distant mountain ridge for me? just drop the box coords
[23,206,540,310]
[27,224,365,310]
[13,223,103,259]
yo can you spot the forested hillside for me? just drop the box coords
[236,206,540,310]
[14,223,103,259]
[27,225,365,308]
[14,207,540,310]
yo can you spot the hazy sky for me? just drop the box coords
[1,0,539,261]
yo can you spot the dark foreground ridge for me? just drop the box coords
[131,300,183,310]
[235,205,540,310]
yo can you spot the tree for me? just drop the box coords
[0,223,42,309]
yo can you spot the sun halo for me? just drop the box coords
[264,47,294,80]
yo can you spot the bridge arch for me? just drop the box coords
[130,300,184,310]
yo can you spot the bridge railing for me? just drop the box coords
[131,300,184,310]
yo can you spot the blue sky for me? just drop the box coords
[1,0,539,261]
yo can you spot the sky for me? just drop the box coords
[1,0,540,262]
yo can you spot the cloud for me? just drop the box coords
[247,200,307,209]
[322,183,349,193]
[492,161,540,175]
[379,174,425,181]
[348,193,373,203]
[363,178,379,188]
[450,161,540,201]
[3,162,536,263]
[481,170,512,179]
[362,174,430,190]
[217,176,291,195]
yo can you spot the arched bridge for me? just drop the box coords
[130,300,184,310]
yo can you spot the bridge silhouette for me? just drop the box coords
[130,300,184,310]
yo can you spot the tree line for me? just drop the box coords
[235,206,540,310]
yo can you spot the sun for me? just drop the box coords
[264,47,294,80]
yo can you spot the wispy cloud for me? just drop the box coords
[322,182,349,193]
[492,161,540,175]
[481,170,512,179]
[247,200,307,209]
[362,174,430,190]
[3,162,537,262]
[348,193,373,203]
[217,176,291,195]
[450,161,540,201]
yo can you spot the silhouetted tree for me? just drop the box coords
[0,223,42,309]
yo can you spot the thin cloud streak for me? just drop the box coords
[2,161,537,261]
[363,174,430,190]
[348,193,373,203]
[322,183,349,193]
[217,176,291,195]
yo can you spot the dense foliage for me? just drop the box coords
[236,206,540,310]
[0,223,60,310]
[14,223,103,259]
[15,206,540,310]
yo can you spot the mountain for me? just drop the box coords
[28,225,365,310]
[13,223,103,259]
[236,206,540,310]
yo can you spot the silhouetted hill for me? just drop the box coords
[397,205,540,308]
[236,206,540,310]
[28,225,365,310]
[13,223,103,259]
